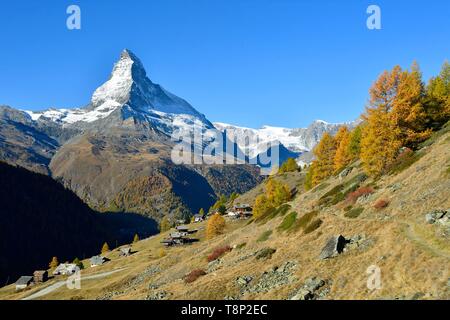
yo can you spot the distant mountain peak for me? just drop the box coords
[23,50,213,130]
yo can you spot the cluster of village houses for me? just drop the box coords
[192,204,253,222]
[14,246,132,291]
[15,204,254,290]
[162,204,253,246]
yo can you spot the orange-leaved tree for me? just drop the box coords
[311,132,337,185]
[334,126,352,172]
[206,214,226,239]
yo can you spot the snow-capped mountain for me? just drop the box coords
[214,119,358,159]
[24,49,213,133]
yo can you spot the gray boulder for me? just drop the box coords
[290,277,326,300]
[425,209,447,224]
[236,275,253,287]
[339,168,352,180]
[319,235,347,259]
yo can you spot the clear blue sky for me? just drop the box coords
[0,0,448,128]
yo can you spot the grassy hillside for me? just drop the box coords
[1,127,449,300]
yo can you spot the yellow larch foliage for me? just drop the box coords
[206,214,226,239]
[334,126,352,172]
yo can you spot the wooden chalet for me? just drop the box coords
[15,276,33,290]
[229,204,253,219]
[90,255,108,267]
[161,226,198,246]
[119,246,132,257]
[33,270,48,283]
[53,263,77,276]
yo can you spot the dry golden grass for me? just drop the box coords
[1,132,449,300]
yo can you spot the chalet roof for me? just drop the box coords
[234,204,252,209]
[16,276,33,285]
[90,255,106,263]
[170,232,185,239]
[33,270,47,275]
[176,226,189,231]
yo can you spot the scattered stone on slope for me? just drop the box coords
[207,258,223,273]
[255,248,276,260]
[96,265,161,300]
[234,252,255,263]
[344,234,373,252]
[319,235,347,259]
[146,290,171,300]
[425,209,448,224]
[244,261,297,294]
[338,168,352,180]
[290,277,329,300]
[236,275,253,287]
[356,193,374,205]
[388,183,402,192]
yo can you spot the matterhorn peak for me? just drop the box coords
[25,49,212,129]
[90,49,149,109]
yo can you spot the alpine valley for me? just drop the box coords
[0,49,351,222]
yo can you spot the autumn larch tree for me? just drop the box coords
[253,194,273,219]
[133,233,139,243]
[347,125,363,160]
[425,61,450,128]
[361,104,402,177]
[279,157,299,173]
[49,256,59,270]
[311,132,337,185]
[206,214,226,239]
[334,126,352,172]
[101,242,110,255]
[392,62,431,148]
[265,177,291,206]
[159,216,172,232]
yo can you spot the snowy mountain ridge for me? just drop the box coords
[24,49,213,133]
[214,119,358,158]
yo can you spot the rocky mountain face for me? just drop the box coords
[0,50,262,222]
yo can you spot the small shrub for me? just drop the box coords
[255,248,276,260]
[317,184,347,207]
[344,173,368,188]
[255,206,276,224]
[256,204,292,224]
[207,245,232,262]
[330,192,345,205]
[276,204,292,217]
[344,207,364,218]
[346,186,374,204]
[236,242,247,249]
[419,121,450,148]
[277,212,297,232]
[344,205,353,212]
[304,219,323,234]
[257,230,273,242]
[292,211,318,232]
[313,182,330,192]
[321,184,344,199]
[374,199,389,210]
[387,148,424,175]
[184,269,207,283]
[158,248,166,258]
